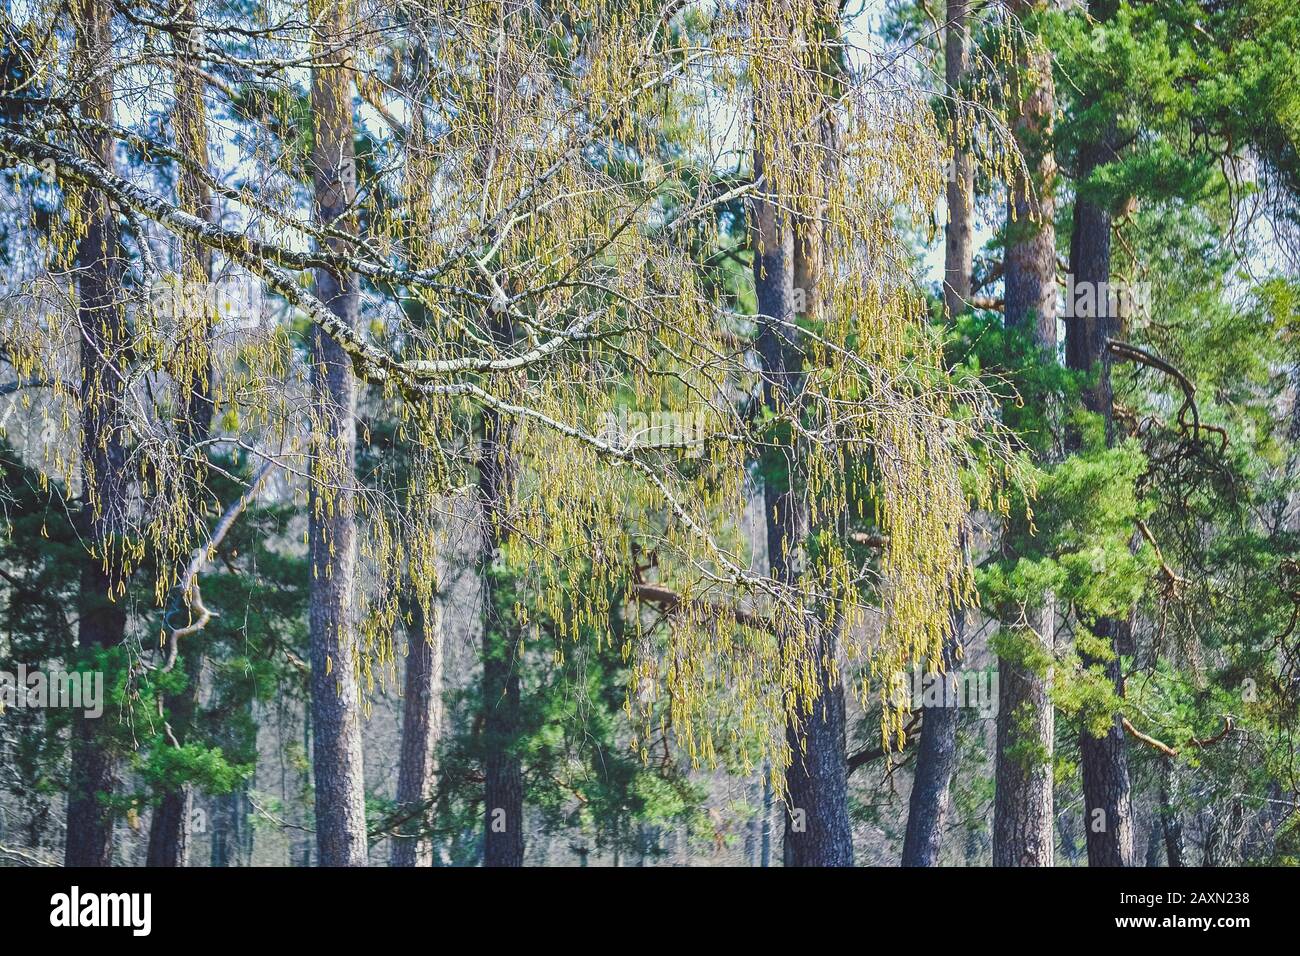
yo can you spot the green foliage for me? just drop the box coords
[433,562,709,863]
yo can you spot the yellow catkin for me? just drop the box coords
[2,0,1022,790]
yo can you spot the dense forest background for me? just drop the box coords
[0,0,1298,867]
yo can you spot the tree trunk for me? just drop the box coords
[209,791,236,866]
[208,794,229,867]
[902,611,965,866]
[479,587,523,869]
[760,762,773,868]
[993,618,1056,866]
[942,0,975,320]
[1002,1,1058,351]
[1144,820,1162,867]
[1159,757,1184,867]
[479,355,525,867]
[751,2,854,869]
[907,2,975,857]
[65,0,126,868]
[478,0,526,868]
[147,3,216,868]
[1077,621,1135,866]
[752,148,853,868]
[744,780,759,865]
[290,708,313,867]
[147,784,193,868]
[780,681,852,867]
[1064,134,1118,419]
[391,597,443,866]
[146,655,198,866]
[1066,111,1137,867]
[308,0,368,867]
[992,0,1058,868]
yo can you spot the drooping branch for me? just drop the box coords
[0,129,606,383]
[630,581,774,634]
[1136,518,1188,592]
[847,711,922,775]
[1120,715,1235,758]
[0,377,60,396]
[161,459,277,672]
[971,259,1003,294]
[0,842,60,867]
[1107,338,1228,451]
[849,531,890,549]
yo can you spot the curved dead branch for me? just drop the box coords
[1121,714,1236,758]
[161,459,277,672]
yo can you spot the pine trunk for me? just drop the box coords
[65,0,126,868]
[1079,639,1136,866]
[905,2,975,863]
[479,378,524,867]
[1066,122,1137,868]
[902,611,965,866]
[308,0,368,867]
[942,0,975,320]
[1159,758,1185,867]
[993,0,1058,867]
[993,604,1056,866]
[147,3,216,867]
[391,598,443,867]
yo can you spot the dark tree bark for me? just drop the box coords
[1065,103,1137,866]
[391,598,443,867]
[749,0,854,870]
[993,634,1056,866]
[147,4,216,868]
[478,0,526,868]
[1078,633,1136,866]
[1145,820,1162,867]
[209,795,232,868]
[65,0,126,868]
[902,611,965,866]
[290,708,313,867]
[1075,614,1135,867]
[905,3,975,864]
[760,762,773,867]
[776,258,854,867]
[993,0,1058,868]
[479,338,524,866]
[147,788,191,867]
[208,787,254,867]
[146,649,198,866]
[780,675,852,867]
[1002,1,1058,352]
[752,142,853,869]
[307,0,368,867]
[1159,757,1185,867]
[1064,134,1118,419]
[942,0,975,320]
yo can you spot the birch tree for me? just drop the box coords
[0,0,1012,861]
